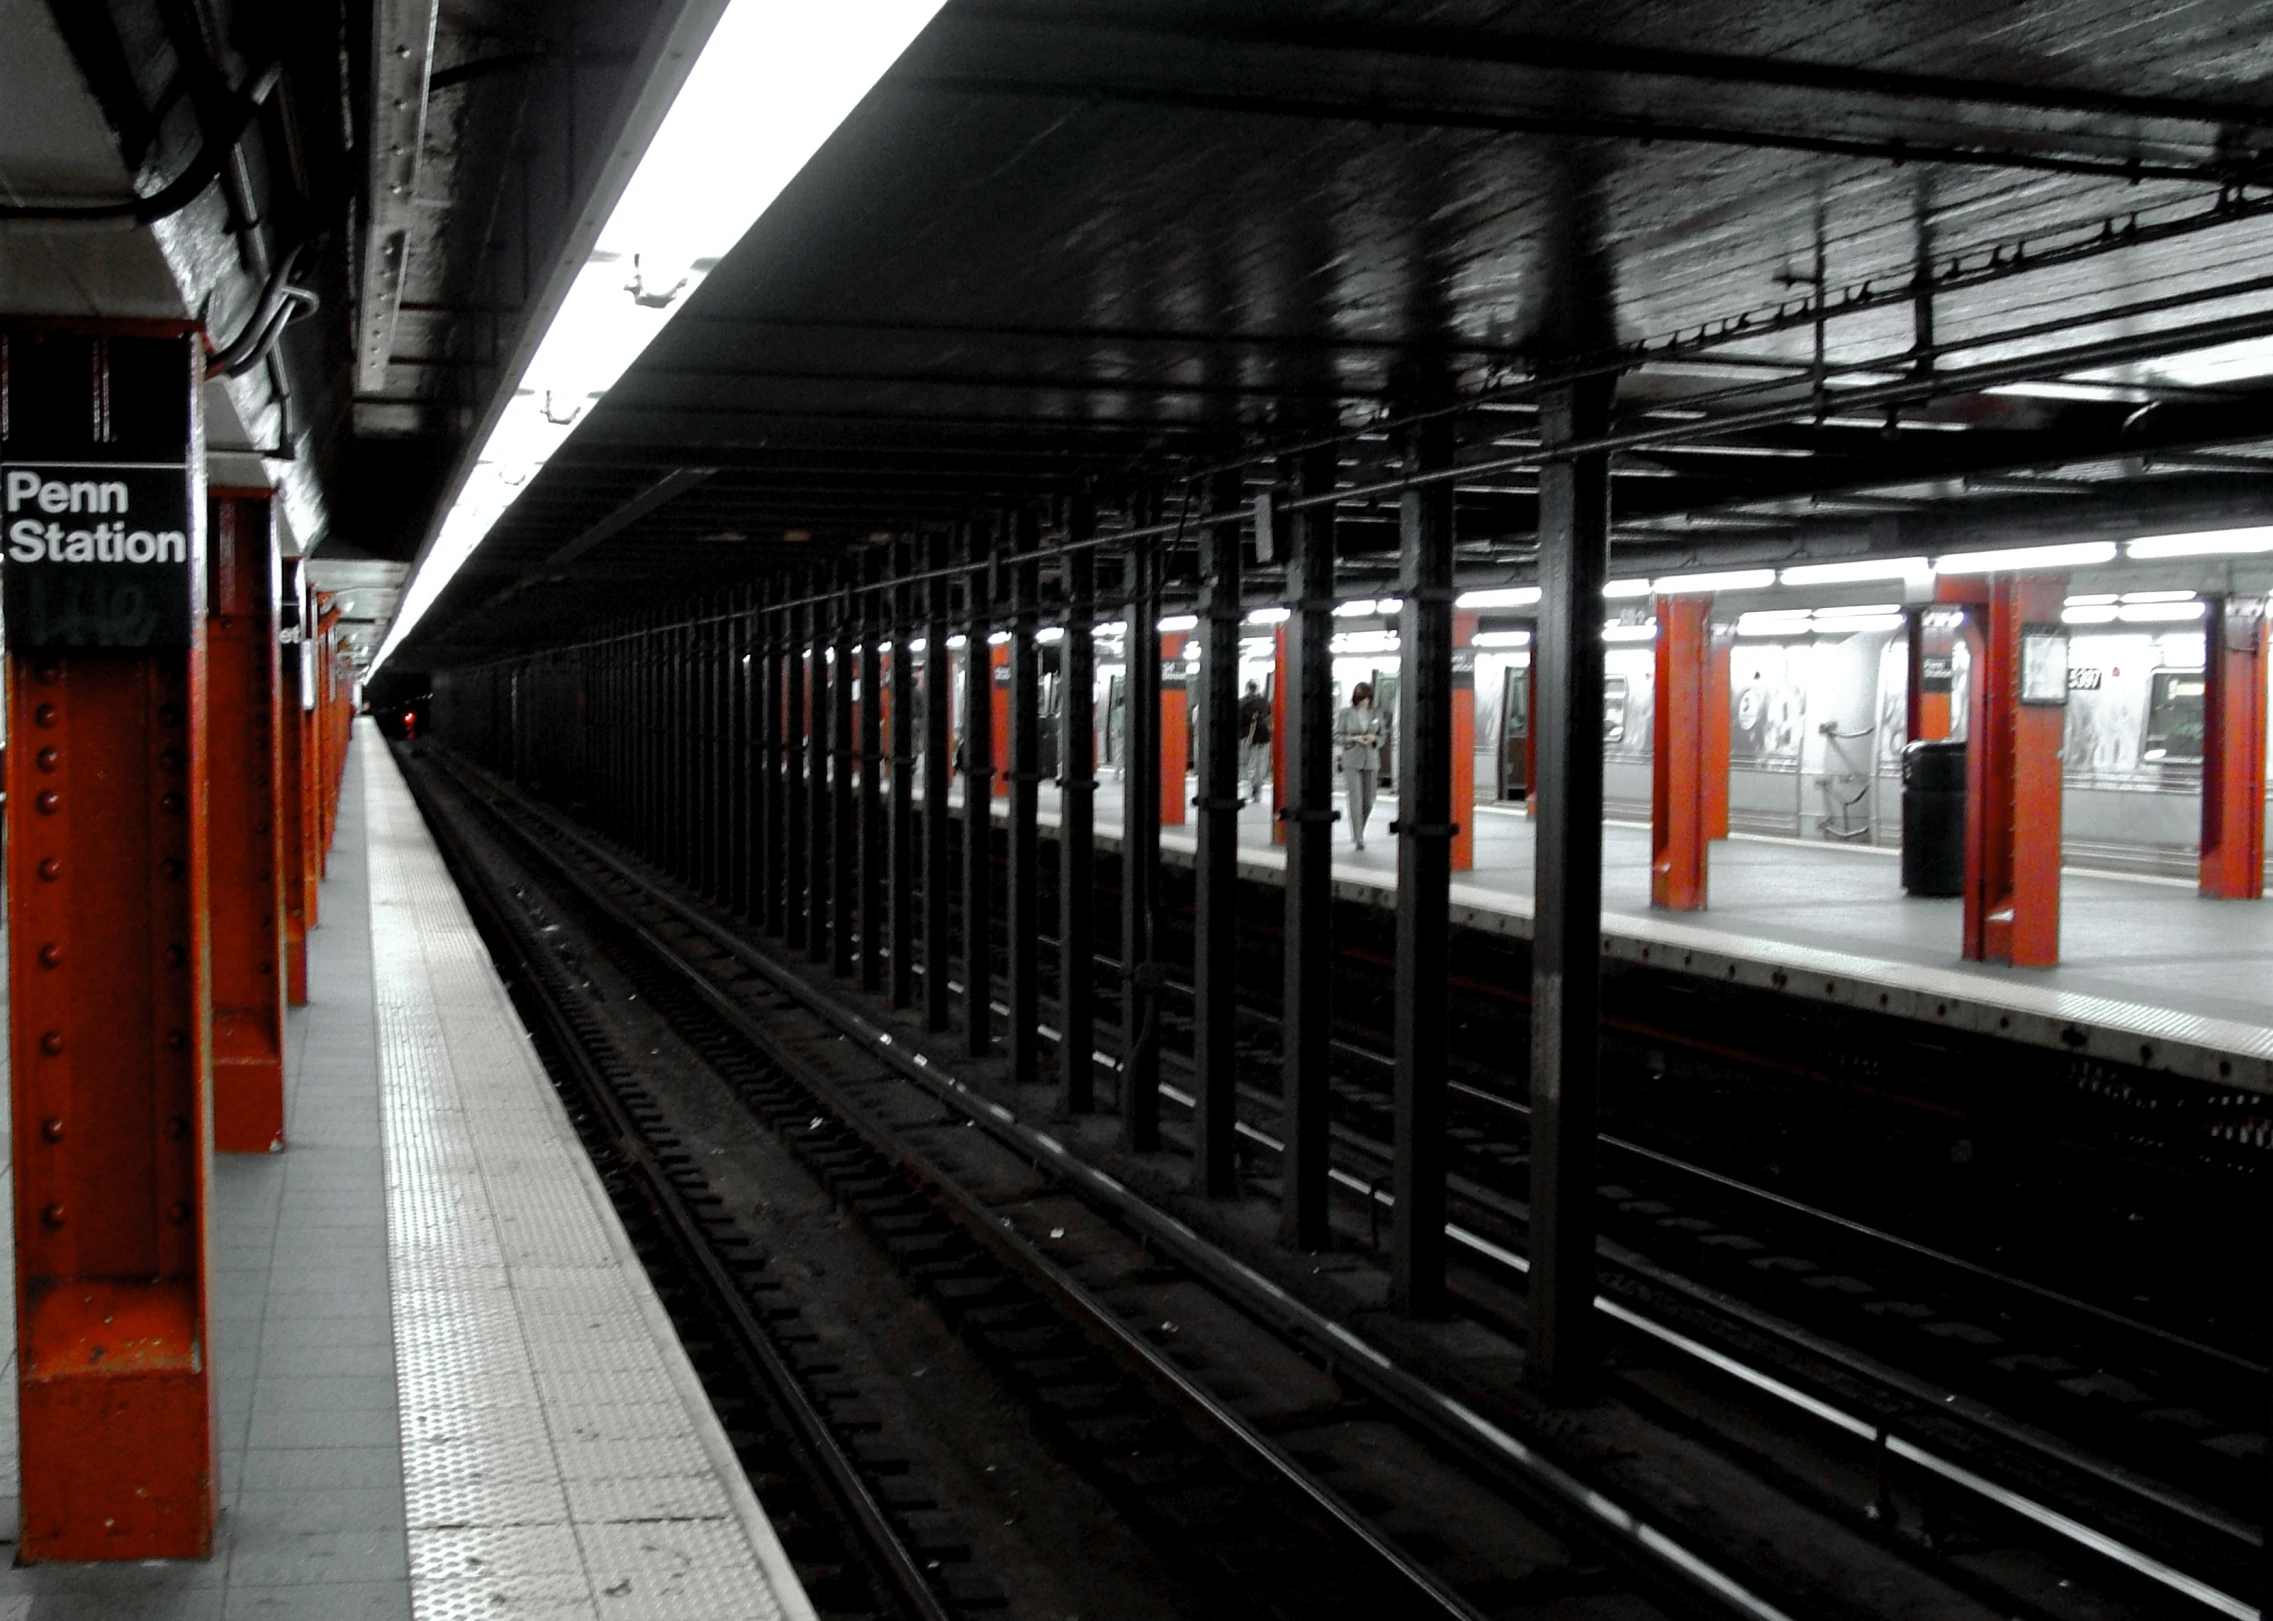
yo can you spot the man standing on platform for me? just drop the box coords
[1239,680,1272,803]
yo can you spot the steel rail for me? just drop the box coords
[408,757,959,1621]
[948,931,2266,1594]
[421,754,1500,1621]
[1143,1081,2259,1620]
[449,764,1832,1621]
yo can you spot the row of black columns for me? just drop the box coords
[469,448,1613,1400]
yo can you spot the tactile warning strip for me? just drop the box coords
[362,726,816,1621]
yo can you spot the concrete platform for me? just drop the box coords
[0,725,814,1621]
[1006,772,2273,1092]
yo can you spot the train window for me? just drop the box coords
[1500,666,1529,801]
[2142,668,2207,763]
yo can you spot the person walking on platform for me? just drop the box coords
[1238,681,1271,803]
[1335,682,1387,850]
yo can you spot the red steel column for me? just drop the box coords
[1907,607,1958,743]
[2201,594,2267,899]
[1270,625,1289,844]
[4,324,217,1559]
[1523,666,1539,821]
[1160,631,1189,827]
[299,632,323,923]
[1451,611,1478,871]
[1651,594,1712,910]
[278,562,312,1003]
[989,638,1011,797]
[1961,572,2067,966]
[1705,619,1732,840]
[316,600,343,861]
[206,489,287,1153]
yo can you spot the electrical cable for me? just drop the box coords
[206,243,319,378]
[0,61,283,226]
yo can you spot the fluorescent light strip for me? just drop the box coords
[1456,586,1542,609]
[2126,524,2273,559]
[374,0,952,671]
[1934,541,2118,574]
[1778,556,1931,587]
[1654,568,1777,595]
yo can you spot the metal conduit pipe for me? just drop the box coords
[0,61,283,226]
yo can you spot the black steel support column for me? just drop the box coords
[833,565,858,978]
[1281,447,1338,1249]
[889,539,918,1008]
[1058,498,1099,1111]
[860,549,886,992]
[730,591,750,917]
[809,581,835,965]
[1122,524,1163,1150]
[1529,377,1614,1397]
[762,582,785,938]
[785,592,809,951]
[962,518,998,1057]
[1392,417,1457,1315]
[923,532,954,1032]
[1193,471,1245,1196]
[1007,507,1043,1089]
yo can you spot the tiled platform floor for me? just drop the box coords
[0,726,813,1621]
[0,731,411,1619]
[1015,774,2273,1037]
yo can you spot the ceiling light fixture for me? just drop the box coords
[1777,556,1932,587]
[1932,541,2118,574]
[372,0,951,672]
[2124,524,2273,560]
[1653,569,1778,595]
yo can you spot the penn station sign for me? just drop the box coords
[2,460,194,648]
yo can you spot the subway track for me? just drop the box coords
[401,746,1805,1621]
[404,744,2259,1621]
[941,831,2266,1621]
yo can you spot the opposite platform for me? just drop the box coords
[1007,774,2273,1091]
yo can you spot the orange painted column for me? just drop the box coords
[278,561,311,1004]
[4,324,217,1559]
[299,636,323,924]
[1160,631,1189,827]
[1270,625,1288,844]
[206,489,287,1154]
[1908,607,1958,743]
[1960,572,2067,966]
[989,639,1011,797]
[1451,612,1477,871]
[1651,594,1712,910]
[2200,594,2267,899]
[1523,663,1539,820]
[312,598,336,871]
[1705,619,1732,840]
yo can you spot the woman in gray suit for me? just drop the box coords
[1334,682,1389,849]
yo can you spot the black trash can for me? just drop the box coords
[1900,739,1967,897]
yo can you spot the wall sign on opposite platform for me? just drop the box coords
[2,459,195,648]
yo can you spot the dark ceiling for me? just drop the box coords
[87,0,2273,671]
